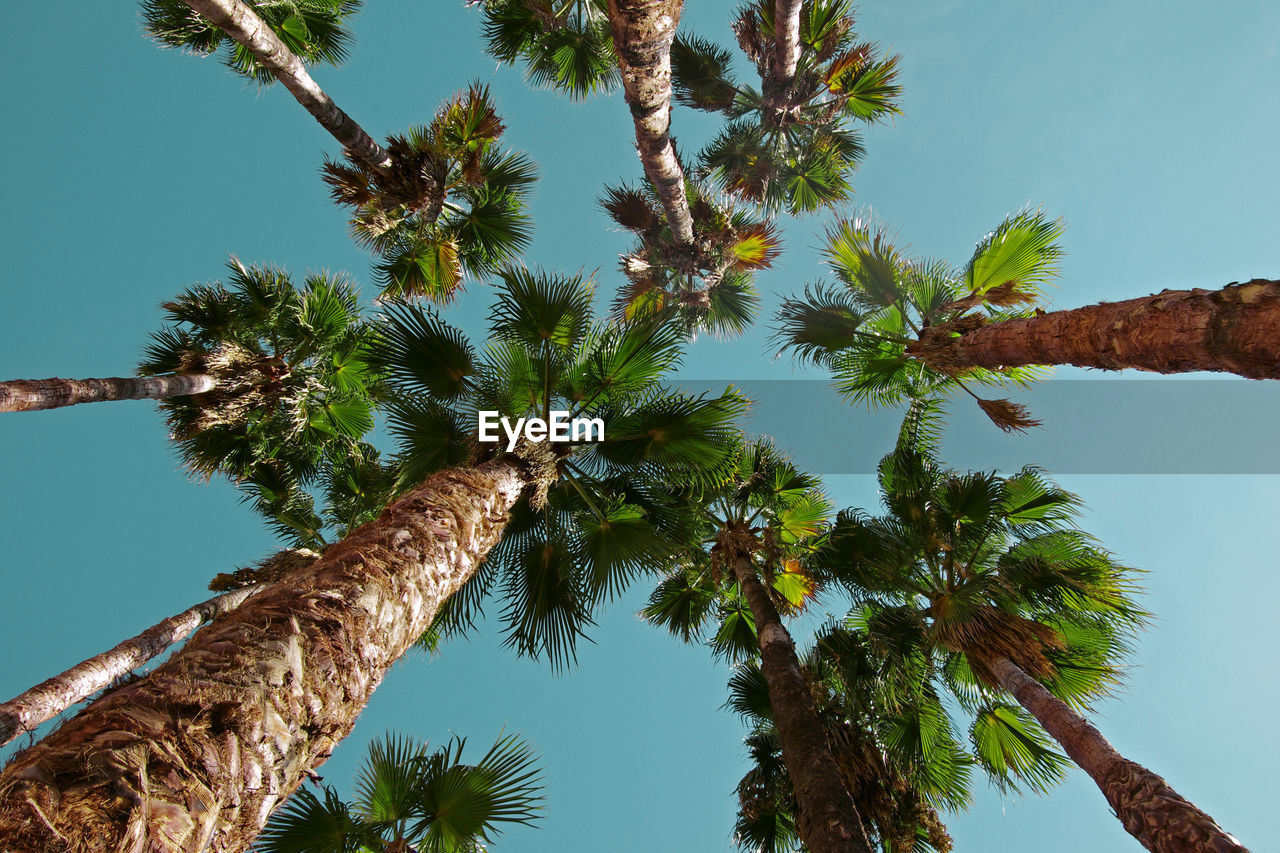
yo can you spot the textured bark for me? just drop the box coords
[0,458,530,853]
[0,587,263,749]
[181,0,392,172]
[772,0,804,82]
[909,279,1280,379]
[988,656,1248,853]
[0,374,216,413]
[721,526,873,853]
[606,0,695,246]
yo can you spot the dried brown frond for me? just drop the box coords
[981,281,1041,308]
[602,187,656,232]
[729,221,784,271]
[975,398,1043,433]
[731,8,766,67]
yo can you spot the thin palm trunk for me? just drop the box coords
[181,0,393,172]
[987,655,1247,853]
[761,0,804,123]
[0,586,263,748]
[0,457,533,852]
[721,526,874,853]
[909,278,1280,379]
[0,373,216,413]
[606,0,695,246]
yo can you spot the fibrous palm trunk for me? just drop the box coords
[988,655,1247,853]
[761,0,804,123]
[909,279,1280,379]
[721,526,873,853]
[0,457,532,852]
[0,373,216,413]
[181,0,393,172]
[0,586,263,748]
[606,0,695,246]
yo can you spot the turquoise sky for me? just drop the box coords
[2,1,1278,849]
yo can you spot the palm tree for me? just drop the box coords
[0,268,743,851]
[473,0,620,100]
[321,85,538,302]
[727,628,956,853]
[145,0,393,172]
[258,731,542,852]
[775,212,1280,433]
[671,0,901,214]
[605,0,696,247]
[810,406,1248,852]
[600,180,782,337]
[773,211,1059,432]
[0,259,377,485]
[643,438,875,853]
[141,0,359,83]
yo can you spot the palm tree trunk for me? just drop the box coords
[0,586,263,748]
[773,0,804,82]
[721,527,874,853]
[181,0,393,172]
[987,655,1247,853]
[0,457,533,853]
[606,0,695,246]
[0,373,216,413]
[909,278,1280,379]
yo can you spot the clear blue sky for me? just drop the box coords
[1,1,1278,849]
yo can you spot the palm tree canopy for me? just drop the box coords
[773,210,1063,430]
[321,85,539,302]
[805,404,1148,799]
[368,266,746,666]
[141,0,362,84]
[473,0,620,100]
[138,256,378,484]
[670,0,902,214]
[602,179,783,338]
[258,730,543,853]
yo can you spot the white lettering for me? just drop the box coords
[478,410,500,443]
[550,410,570,441]
[476,411,606,449]
[502,417,525,452]
[573,417,604,442]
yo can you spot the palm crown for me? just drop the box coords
[138,257,377,484]
[141,0,361,84]
[601,179,783,338]
[369,266,746,665]
[774,210,1064,431]
[322,85,538,302]
[473,0,619,101]
[641,437,831,663]
[810,405,1147,801]
[258,731,542,853]
[672,0,902,214]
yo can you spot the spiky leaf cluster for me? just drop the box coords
[473,0,619,100]
[727,627,957,853]
[258,731,542,853]
[138,257,378,487]
[370,266,746,666]
[601,180,782,338]
[322,84,538,301]
[671,0,902,214]
[774,211,1064,431]
[141,0,361,84]
[808,404,1147,798]
[641,438,832,663]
